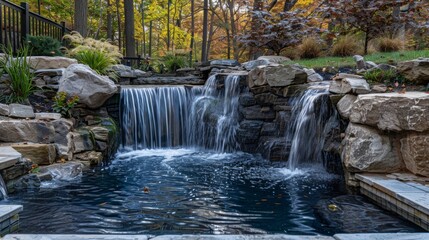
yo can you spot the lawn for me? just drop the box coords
[293,50,429,69]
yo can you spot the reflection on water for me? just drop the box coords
[8,149,421,235]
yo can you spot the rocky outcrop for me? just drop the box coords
[397,58,429,85]
[248,65,307,88]
[11,144,56,165]
[28,56,77,70]
[349,92,429,132]
[401,132,429,177]
[59,64,118,109]
[329,77,370,94]
[0,120,55,143]
[342,123,403,173]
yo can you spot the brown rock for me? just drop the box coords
[12,144,56,165]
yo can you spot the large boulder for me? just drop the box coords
[11,144,56,165]
[0,120,54,143]
[257,56,291,64]
[342,123,403,173]
[59,64,118,109]
[397,58,429,85]
[329,78,370,94]
[337,94,357,119]
[248,65,307,88]
[349,92,429,132]
[28,56,77,70]
[401,132,429,177]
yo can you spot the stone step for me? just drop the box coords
[0,147,21,171]
[0,205,22,223]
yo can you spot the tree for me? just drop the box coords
[201,0,209,62]
[124,0,136,57]
[321,0,425,54]
[74,0,88,36]
[240,10,322,56]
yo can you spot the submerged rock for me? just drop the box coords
[39,161,84,181]
[7,174,41,193]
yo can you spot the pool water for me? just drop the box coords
[9,149,421,235]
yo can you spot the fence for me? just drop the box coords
[0,0,69,53]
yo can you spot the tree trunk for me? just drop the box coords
[249,0,263,59]
[140,2,146,56]
[107,0,113,40]
[74,0,88,37]
[364,31,369,55]
[227,0,238,60]
[115,0,122,51]
[124,0,136,57]
[167,0,171,51]
[201,0,209,62]
[189,0,194,64]
[149,21,153,56]
[207,0,216,59]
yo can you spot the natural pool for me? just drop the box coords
[9,149,421,235]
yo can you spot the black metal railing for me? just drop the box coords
[0,0,69,53]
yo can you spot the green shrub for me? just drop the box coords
[363,68,397,84]
[299,38,323,59]
[376,37,403,52]
[52,91,79,118]
[0,45,34,103]
[331,35,362,57]
[26,35,62,56]
[75,49,116,75]
[162,54,187,73]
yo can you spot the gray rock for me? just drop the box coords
[371,84,387,93]
[365,61,378,69]
[329,78,370,94]
[240,105,276,120]
[71,129,94,153]
[40,161,84,180]
[0,159,32,181]
[397,58,429,85]
[258,137,289,161]
[242,59,269,71]
[59,64,118,109]
[337,95,357,119]
[27,56,77,70]
[248,65,307,88]
[74,151,103,166]
[210,59,240,67]
[260,122,279,136]
[8,104,35,118]
[0,103,9,116]
[88,126,110,142]
[239,93,257,107]
[401,132,429,177]
[0,120,55,143]
[254,93,278,106]
[52,118,74,160]
[35,113,62,120]
[11,144,56,165]
[282,84,310,97]
[236,120,263,144]
[304,68,323,82]
[7,174,41,193]
[377,64,396,71]
[34,68,64,76]
[342,123,403,173]
[257,55,291,64]
[353,55,366,70]
[349,92,429,132]
[133,76,204,85]
[333,73,364,80]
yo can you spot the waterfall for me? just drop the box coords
[286,89,339,170]
[0,174,8,200]
[120,74,241,152]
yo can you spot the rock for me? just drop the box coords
[282,84,310,97]
[349,92,429,132]
[34,68,64,77]
[365,61,378,69]
[240,105,276,120]
[52,118,74,160]
[88,126,110,142]
[0,120,54,143]
[257,55,291,64]
[258,137,289,161]
[109,64,147,78]
[254,93,278,106]
[6,174,41,193]
[0,159,32,181]
[260,122,279,136]
[304,68,324,82]
[239,93,257,107]
[397,58,429,85]
[401,132,429,177]
[11,144,56,165]
[377,64,396,71]
[8,104,35,118]
[337,95,357,119]
[236,120,263,144]
[71,129,94,153]
[342,123,403,173]
[333,73,364,80]
[74,151,103,166]
[248,65,307,88]
[59,64,118,109]
[40,162,84,180]
[242,59,269,71]
[353,55,366,70]
[210,59,240,67]
[0,103,9,116]
[329,78,370,94]
[371,84,387,93]
[27,56,77,70]
[35,113,62,121]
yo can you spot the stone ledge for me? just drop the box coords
[0,147,21,171]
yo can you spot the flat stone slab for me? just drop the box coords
[334,233,429,240]
[0,146,21,170]
[3,235,148,240]
[0,205,22,222]
[152,236,332,240]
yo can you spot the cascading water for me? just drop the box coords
[286,89,339,170]
[0,174,8,200]
[120,74,241,152]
